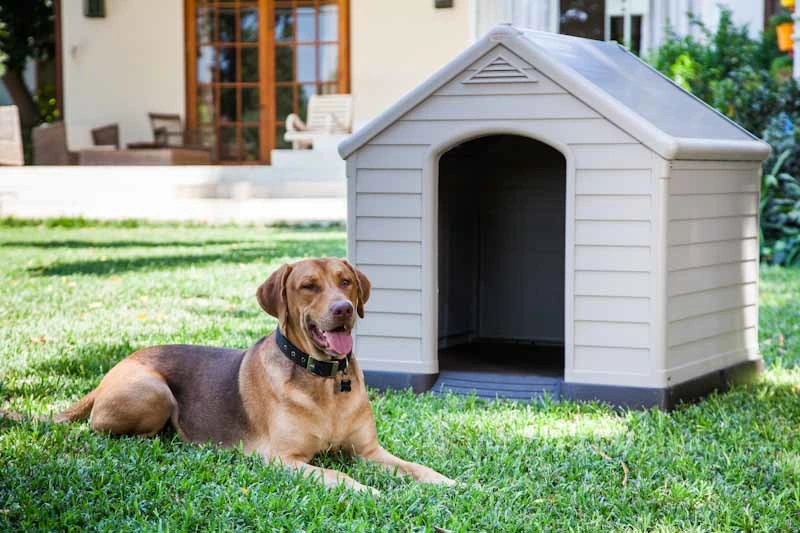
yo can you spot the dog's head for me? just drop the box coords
[257,258,371,359]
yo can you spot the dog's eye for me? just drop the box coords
[302,282,319,292]
[340,279,351,288]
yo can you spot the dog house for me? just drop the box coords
[338,25,770,409]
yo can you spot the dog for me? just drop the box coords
[49,258,454,494]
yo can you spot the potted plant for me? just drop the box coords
[772,11,795,52]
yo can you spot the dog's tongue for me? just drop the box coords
[323,330,352,356]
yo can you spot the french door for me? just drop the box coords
[185,0,350,164]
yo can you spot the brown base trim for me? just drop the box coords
[363,359,763,410]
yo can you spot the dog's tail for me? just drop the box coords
[53,387,99,423]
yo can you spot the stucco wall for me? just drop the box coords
[61,0,185,149]
[350,0,471,129]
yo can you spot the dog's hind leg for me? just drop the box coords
[87,359,183,438]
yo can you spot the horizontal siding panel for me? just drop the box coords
[668,282,758,322]
[356,169,422,193]
[357,336,421,361]
[670,169,759,194]
[356,193,421,217]
[575,220,651,246]
[575,245,650,271]
[573,346,650,374]
[356,241,421,266]
[575,169,652,195]
[575,195,651,220]
[669,192,757,220]
[357,312,422,338]
[668,305,757,347]
[357,265,421,290]
[669,216,758,246]
[405,94,599,121]
[356,145,427,169]
[573,144,652,169]
[667,260,758,296]
[575,271,651,297]
[356,217,422,241]
[575,321,650,348]
[668,238,758,271]
[372,118,635,145]
[575,296,650,322]
[668,327,757,368]
[366,289,422,313]
[671,160,760,171]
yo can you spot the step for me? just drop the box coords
[431,371,562,401]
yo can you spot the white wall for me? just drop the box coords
[61,0,185,149]
[350,0,471,129]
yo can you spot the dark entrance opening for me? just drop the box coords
[436,135,566,400]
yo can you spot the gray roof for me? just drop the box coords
[339,25,769,161]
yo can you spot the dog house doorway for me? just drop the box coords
[436,135,566,399]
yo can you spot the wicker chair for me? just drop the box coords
[32,121,78,165]
[91,123,120,149]
[0,105,24,166]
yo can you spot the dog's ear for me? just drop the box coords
[257,263,293,325]
[343,260,371,318]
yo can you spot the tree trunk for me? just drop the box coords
[3,69,39,128]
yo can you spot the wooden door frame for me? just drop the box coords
[183,0,351,164]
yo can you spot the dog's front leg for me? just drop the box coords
[358,445,456,486]
[277,455,379,496]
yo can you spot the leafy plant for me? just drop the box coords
[761,150,800,266]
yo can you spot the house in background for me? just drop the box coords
[52,0,780,165]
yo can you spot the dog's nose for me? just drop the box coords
[330,300,354,319]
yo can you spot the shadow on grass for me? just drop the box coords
[1,239,258,249]
[27,238,345,277]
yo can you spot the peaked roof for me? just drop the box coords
[339,25,770,161]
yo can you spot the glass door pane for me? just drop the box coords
[559,0,605,40]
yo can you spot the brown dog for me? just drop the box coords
[53,258,454,494]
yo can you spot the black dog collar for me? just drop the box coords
[275,327,350,378]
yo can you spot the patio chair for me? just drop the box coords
[148,112,186,147]
[91,123,120,149]
[32,121,78,165]
[284,94,353,150]
[0,105,24,166]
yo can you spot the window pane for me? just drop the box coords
[276,125,291,149]
[217,8,237,42]
[242,127,260,161]
[242,88,260,123]
[275,85,294,122]
[196,86,215,124]
[559,0,605,40]
[319,45,338,82]
[241,47,259,82]
[240,8,258,42]
[319,4,338,41]
[196,46,216,84]
[319,83,338,95]
[220,88,237,122]
[275,7,294,42]
[297,6,315,42]
[219,127,240,161]
[218,46,237,83]
[299,84,317,121]
[275,46,294,82]
[196,8,214,44]
[297,45,316,82]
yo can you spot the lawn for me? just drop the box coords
[1,220,799,531]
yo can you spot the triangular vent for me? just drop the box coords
[463,55,537,84]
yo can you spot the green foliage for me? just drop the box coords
[0,0,54,72]
[0,224,799,530]
[761,150,800,266]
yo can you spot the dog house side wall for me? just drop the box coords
[663,159,763,386]
[348,46,666,388]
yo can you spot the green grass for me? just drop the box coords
[1,222,799,531]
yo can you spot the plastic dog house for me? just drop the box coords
[338,25,770,408]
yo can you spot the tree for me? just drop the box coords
[0,0,54,128]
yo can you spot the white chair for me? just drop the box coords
[284,94,353,150]
[0,106,24,166]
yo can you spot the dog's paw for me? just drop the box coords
[350,481,380,497]
[423,472,457,486]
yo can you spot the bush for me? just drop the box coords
[761,151,800,266]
